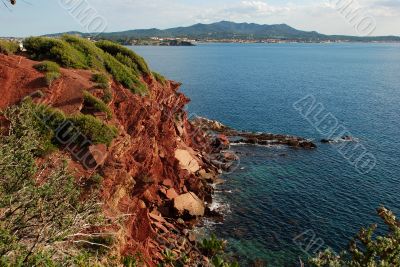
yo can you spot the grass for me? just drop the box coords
[23,36,149,95]
[0,40,19,55]
[83,90,113,119]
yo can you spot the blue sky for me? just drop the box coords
[1,0,399,37]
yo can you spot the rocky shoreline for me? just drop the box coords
[192,116,317,150]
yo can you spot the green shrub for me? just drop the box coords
[199,234,226,257]
[61,35,105,70]
[23,36,149,95]
[310,207,400,267]
[122,253,144,267]
[33,61,61,86]
[102,52,148,95]
[212,256,240,267]
[91,72,109,84]
[161,248,176,264]
[152,71,167,85]
[45,71,61,86]
[0,40,19,55]
[87,173,104,189]
[19,99,117,148]
[0,102,107,265]
[34,60,60,73]
[3,99,62,157]
[24,37,87,68]
[83,90,113,119]
[96,40,151,76]
[102,87,113,104]
[92,73,111,98]
[69,113,118,146]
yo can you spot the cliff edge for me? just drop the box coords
[0,37,221,266]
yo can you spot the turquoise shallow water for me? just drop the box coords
[130,43,400,266]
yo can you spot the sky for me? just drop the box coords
[1,0,399,37]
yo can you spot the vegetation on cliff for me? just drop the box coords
[17,99,117,154]
[0,101,113,266]
[0,40,19,55]
[83,90,113,119]
[310,207,400,267]
[23,36,150,95]
[34,61,61,86]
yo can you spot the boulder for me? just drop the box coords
[173,192,205,217]
[166,188,179,200]
[222,151,238,161]
[87,144,108,167]
[175,149,200,173]
[162,179,174,188]
[211,134,230,151]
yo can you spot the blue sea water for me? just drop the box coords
[130,43,400,266]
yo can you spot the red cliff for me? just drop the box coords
[0,53,218,265]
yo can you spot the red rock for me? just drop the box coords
[149,213,166,223]
[166,188,179,200]
[162,179,174,188]
[143,189,155,203]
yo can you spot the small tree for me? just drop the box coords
[310,207,400,267]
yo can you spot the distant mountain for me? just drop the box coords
[46,21,400,42]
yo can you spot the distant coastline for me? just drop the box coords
[40,21,400,45]
[3,21,400,45]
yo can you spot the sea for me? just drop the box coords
[130,43,400,266]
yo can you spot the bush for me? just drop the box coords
[45,71,61,86]
[197,235,238,267]
[199,234,226,257]
[102,52,148,95]
[19,99,118,148]
[95,40,151,76]
[69,113,118,146]
[0,40,19,55]
[87,173,104,189]
[102,87,113,104]
[310,207,400,267]
[152,71,167,85]
[3,99,62,157]
[122,253,144,267]
[91,73,109,84]
[24,37,87,68]
[0,102,108,265]
[23,36,149,95]
[61,35,105,70]
[34,60,60,73]
[83,90,113,119]
[33,61,61,86]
